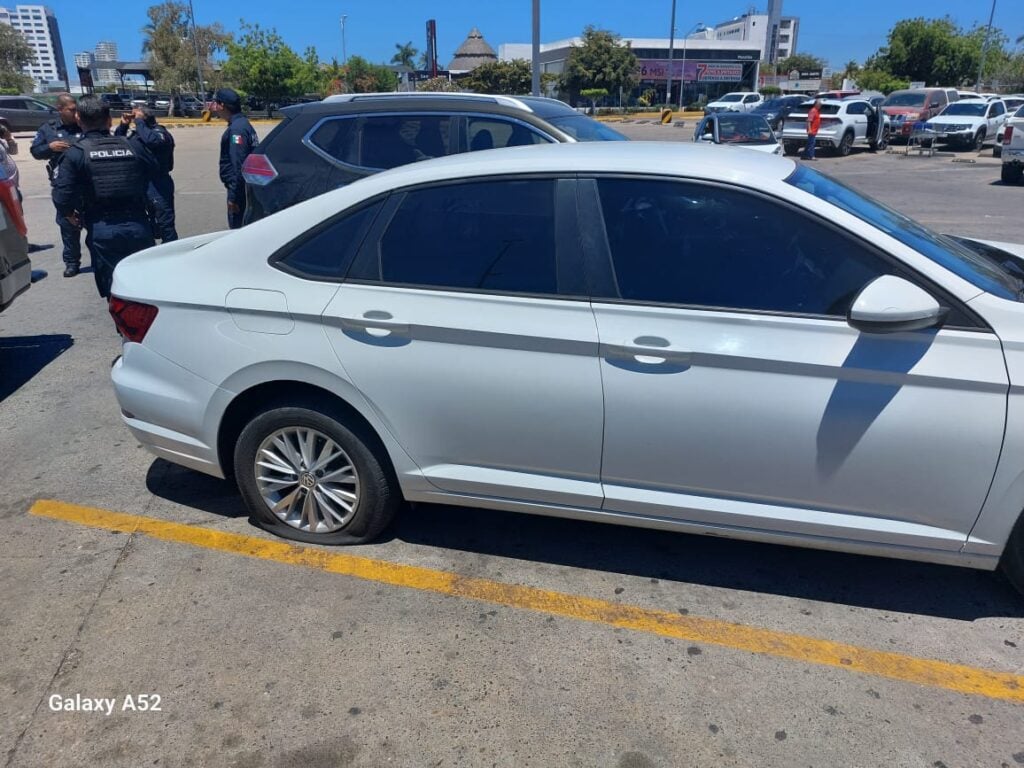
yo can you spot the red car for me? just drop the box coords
[881,88,951,137]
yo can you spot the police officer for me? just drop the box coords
[215,88,257,229]
[31,93,85,277]
[52,95,158,299]
[115,105,177,242]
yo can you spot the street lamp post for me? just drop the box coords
[187,0,204,98]
[975,0,996,90]
[340,15,348,64]
[666,0,677,110]
[679,23,704,110]
[531,0,540,96]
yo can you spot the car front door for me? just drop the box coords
[580,176,1007,551]
[321,176,605,508]
[845,101,869,140]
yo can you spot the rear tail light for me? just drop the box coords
[1007,126,1014,143]
[821,117,841,126]
[108,297,159,343]
[241,153,278,186]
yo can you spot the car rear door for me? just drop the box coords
[845,101,869,140]
[321,176,605,508]
[580,175,1007,551]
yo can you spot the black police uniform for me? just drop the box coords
[52,130,158,298]
[31,118,85,271]
[115,117,177,242]
[219,111,258,229]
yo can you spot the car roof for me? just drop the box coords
[348,141,795,195]
[321,91,534,111]
[284,92,584,123]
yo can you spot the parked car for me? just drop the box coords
[882,88,951,138]
[813,89,860,100]
[703,92,764,114]
[995,96,1024,157]
[100,93,128,111]
[0,162,29,312]
[781,98,889,156]
[1002,107,1024,183]
[925,98,1007,151]
[171,95,205,117]
[0,95,57,131]
[109,141,1024,594]
[748,95,807,131]
[240,92,626,223]
[957,90,981,101]
[693,112,781,154]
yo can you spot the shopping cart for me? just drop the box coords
[906,120,938,157]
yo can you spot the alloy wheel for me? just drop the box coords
[254,427,361,534]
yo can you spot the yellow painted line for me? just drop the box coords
[30,499,1024,704]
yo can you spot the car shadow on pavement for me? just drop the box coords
[396,503,1024,621]
[145,459,248,520]
[0,334,73,402]
[141,458,1022,621]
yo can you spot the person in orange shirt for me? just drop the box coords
[805,99,821,160]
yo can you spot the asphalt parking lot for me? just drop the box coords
[2,122,1024,768]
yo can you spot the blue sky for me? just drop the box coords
[49,0,1024,78]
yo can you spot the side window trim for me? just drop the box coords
[578,173,986,329]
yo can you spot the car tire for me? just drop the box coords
[1002,164,1023,184]
[783,141,799,156]
[1000,514,1024,596]
[994,144,1002,158]
[233,404,400,545]
[869,127,889,152]
[973,129,986,152]
[838,131,854,157]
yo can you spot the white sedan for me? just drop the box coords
[926,98,1008,151]
[109,142,1024,595]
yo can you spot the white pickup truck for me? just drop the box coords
[1002,106,1024,184]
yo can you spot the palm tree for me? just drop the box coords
[391,41,417,68]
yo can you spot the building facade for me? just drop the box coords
[710,13,799,61]
[94,40,118,86]
[0,4,68,88]
[499,36,762,107]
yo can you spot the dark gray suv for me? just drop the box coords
[0,95,57,131]
[240,93,627,223]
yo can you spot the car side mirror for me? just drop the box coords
[848,275,948,333]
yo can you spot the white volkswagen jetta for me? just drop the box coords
[109,142,1024,594]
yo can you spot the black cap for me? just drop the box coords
[214,88,241,109]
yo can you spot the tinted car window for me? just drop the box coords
[377,180,558,295]
[596,178,891,315]
[992,102,1005,116]
[545,115,626,141]
[466,117,548,151]
[846,102,868,115]
[1,99,25,110]
[308,116,359,165]
[278,201,383,279]
[359,115,452,169]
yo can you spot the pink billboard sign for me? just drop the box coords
[635,59,744,83]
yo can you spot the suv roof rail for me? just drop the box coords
[321,92,534,112]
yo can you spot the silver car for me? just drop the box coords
[109,142,1024,594]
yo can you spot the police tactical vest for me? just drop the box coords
[79,136,146,212]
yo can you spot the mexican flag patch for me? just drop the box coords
[232,135,245,145]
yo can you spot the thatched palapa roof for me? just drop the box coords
[448,27,497,71]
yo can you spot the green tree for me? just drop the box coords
[141,2,229,108]
[223,22,304,112]
[852,68,910,94]
[0,23,36,92]
[580,87,608,114]
[290,46,326,96]
[559,26,637,105]
[333,55,397,93]
[391,41,417,68]
[865,17,1001,86]
[776,53,827,74]
[462,59,532,94]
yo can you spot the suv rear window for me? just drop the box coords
[308,115,453,170]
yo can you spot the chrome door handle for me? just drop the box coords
[603,337,691,365]
[338,312,410,335]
